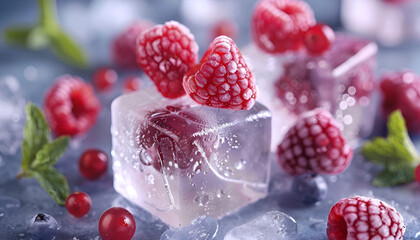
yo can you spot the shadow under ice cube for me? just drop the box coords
[111,87,271,227]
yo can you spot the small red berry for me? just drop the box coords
[210,19,238,41]
[183,36,257,110]
[136,21,199,98]
[303,24,335,55]
[112,21,154,69]
[415,164,420,183]
[327,196,405,240]
[98,207,136,240]
[93,68,118,92]
[251,0,315,53]
[277,108,353,175]
[43,75,101,136]
[79,149,108,180]
[65,192,91,218]
[122,75,142,93]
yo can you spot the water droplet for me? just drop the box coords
[234,159,246,170]
[216,189,225,198]
[145,174,155,185]
[0,197,20,209]
[223,169,233,177]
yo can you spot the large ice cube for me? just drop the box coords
[244,34,377,150]
[224,211,297,240]
[341,0,420,46]
[111,87,271,227]
[160,216,218,240]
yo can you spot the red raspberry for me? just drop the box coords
[210,19,239,41]
[43,75,101,137]
[303,23,335,55]
[183,36,257,110]
[122,75,142,93]
[277,108,353,175]
[112,21,153,69]
[327,196,405,240]
[137,105,216,173]
[136,21,199,98]
[93,67,118,92]
[415,164,420,183]
[251,0,315,53]
[380,71,420,133]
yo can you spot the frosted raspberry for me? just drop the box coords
[327,196,405,240]
[380,70,420,133]
[277,108,353,175]
[183,36,257,110]
[136,21,199,98]
[210,19,239,41]
[44,75,101,136]
[251,0,315,53]
[112,21,153,69]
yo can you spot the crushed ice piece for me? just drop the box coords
[160,216,218,240]
[224,211,297,240]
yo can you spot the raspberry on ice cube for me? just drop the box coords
[244,34,377,150]
[110,87,271,227]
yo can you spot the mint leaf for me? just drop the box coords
[373,165,415,187]
[38,0,59,33]
[362,110,420,186]
[31,136,69,169]
[49,30,87,68]
[21,103,50,170]
[3,27,33,47]
[33,167,69,206]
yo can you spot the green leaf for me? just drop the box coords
[362,110,420,186]
[373,165,415,187]
[21,103,50,170]
[49,30,87,68]
[38,0,59,33]
[3,26,50,50]
[33,167,69,206]
[31,136,69,169]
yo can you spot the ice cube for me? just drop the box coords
[244,34,378,150]
[0,76,25,156]
[224,211,297,240]
[111,87,271,227]
[341,0,420,46]
[160,216,218,240]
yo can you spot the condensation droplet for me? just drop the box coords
[216,189,225,198]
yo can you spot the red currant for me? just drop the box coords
[93,68,118,92]
[415,164,420,183]
[122,75,141,93]
[303,24,335,55]
[98,207,136,240]
[65,192,91,218]
[211,19,238,41]
[79,149,108,180]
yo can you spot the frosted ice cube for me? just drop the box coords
[160,216,218,240]
[224,211,297,240]
[244,34,378,150]
[341,0,420,46]
[111,87,271,227]
[0,76,25,156]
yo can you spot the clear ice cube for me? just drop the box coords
[0,76,25,156]
[160,216,218,240]
[244,34,378,150]
[111,87,272,227]
[341,0,420,46]
[223,211,297,240]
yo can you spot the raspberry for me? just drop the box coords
[136,21,198,98]
[43,75,101,136]
[210,19,239,41]
[380,70,420,133]
[112,21,153,69]
[122,75,142,93]
[251,0,315,53]
[137,105,216,173]
[277,108,353,175]
[303,23,335,55]
[327,196,405,240]
[183,36,257,110]
[93,67,118,92]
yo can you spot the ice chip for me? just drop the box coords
[224,211,297,240]
[111,87,271,227]
[244,34,378,149]
[160,216,218,240]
